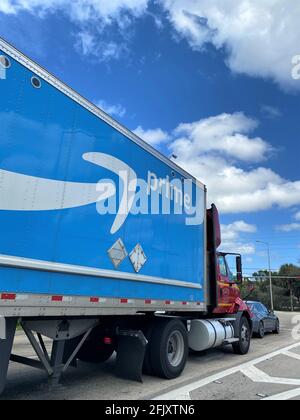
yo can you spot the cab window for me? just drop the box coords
[228,268,234,283]
[218,256,227,277]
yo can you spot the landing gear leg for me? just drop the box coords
[0,317,17,395]
[9,319,98,389]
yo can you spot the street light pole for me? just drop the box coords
[257,241,274,311]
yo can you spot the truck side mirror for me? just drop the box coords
[236,256,243,284]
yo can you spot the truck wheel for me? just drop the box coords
[232,317,251,355]
[257,322,265,339]
[77,337,115,364]
[150,319,188,379]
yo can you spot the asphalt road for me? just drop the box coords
[1,311,300,400]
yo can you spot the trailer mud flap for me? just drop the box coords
[116,330,148,383]
[0,318,17,395]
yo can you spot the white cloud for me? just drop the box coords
[260,105,283,119]
[159,0,300,91]
[220,221,257,255]
[276,223,300,232]
[0,0,16,14]
[173,113,272,162]
[276,210,300,232]
[0,0,148,21]
[222,221,257,240]
[133,126,170,147]
[2,1,300,90]
[96,100,126,118]
[76,31,94,56]
[161,112,300,214]
[0,0,148,60]
[294,212,300,221]
[75,31,128,61]
[222,242,256,256]
[134,112,300,216]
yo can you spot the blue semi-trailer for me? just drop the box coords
[0,37,252,395]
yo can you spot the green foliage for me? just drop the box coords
[241,263,300,312]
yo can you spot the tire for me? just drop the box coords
[77,332,115,364]
[232,316,251,355]
[257,322,265,339]
[149,319,188,379]
[273,319,280,335]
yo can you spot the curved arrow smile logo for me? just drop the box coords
[0,152,137,234]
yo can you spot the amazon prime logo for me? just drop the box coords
[0,152,204,235]
[96,169,204,232]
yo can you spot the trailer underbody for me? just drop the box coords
[0,311,252,396]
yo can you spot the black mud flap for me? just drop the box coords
[115,330,148,383]
[0,318,17,395]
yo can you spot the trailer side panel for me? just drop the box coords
[0,41,206,312]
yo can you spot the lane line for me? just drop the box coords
[280,329,296,332]
[241,366,300,386]
[241,366,273,383]
[282,351,300,361]
[153,341,300,400]
[263,387,300,401]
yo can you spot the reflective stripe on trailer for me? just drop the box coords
[51,296,73,303]
[120,299,135,304]
[0,292,207,316]
[1,293,16,300]
[145,299,157,305]
[90,297,107,304]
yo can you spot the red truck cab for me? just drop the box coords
[214,252,249,315]
[207,204,251,316]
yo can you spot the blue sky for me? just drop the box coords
[0,0,300,275]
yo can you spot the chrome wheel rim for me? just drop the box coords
[167,331,185,367]
[241,323,250,346]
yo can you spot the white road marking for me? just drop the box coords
[153,341,300,400]
[263,387,300,401]
[241,366,273,383]
[280,329,295,332]
[282,351,300,361]
[241,366,300,386]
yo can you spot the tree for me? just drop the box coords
[278,264,300,311]
[244,263,300,312]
